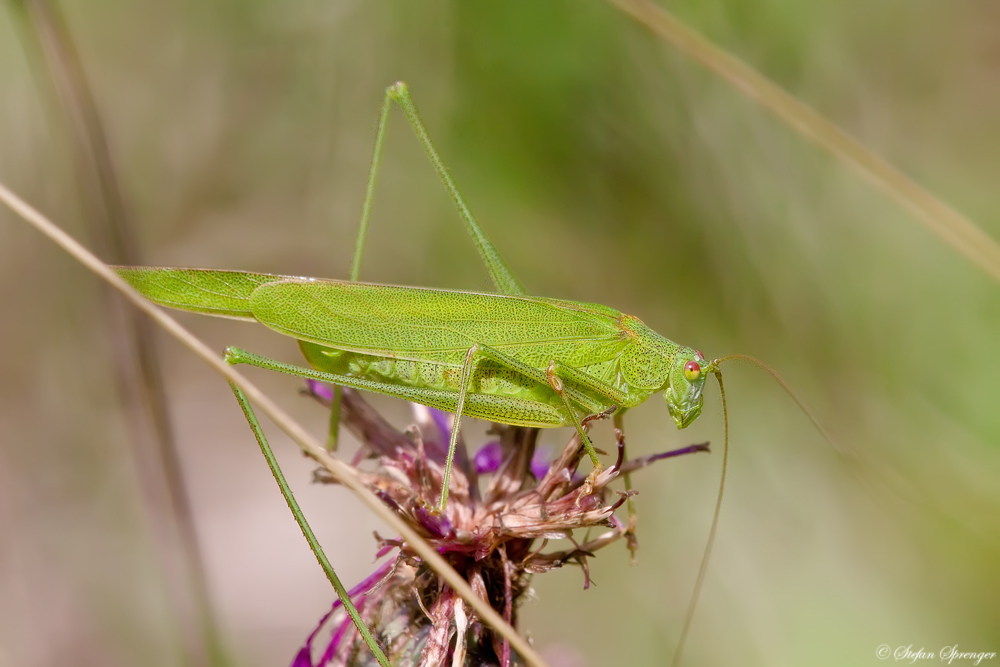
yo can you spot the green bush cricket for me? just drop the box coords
[117,84,717,510]
[113,82,811,665]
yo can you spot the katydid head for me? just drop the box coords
[664,347,709,429]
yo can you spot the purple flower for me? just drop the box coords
[305,379,334,402]
[289,601,338,667]
[473,440,503,474]
[290,561,394,667]
[530,446,553,480]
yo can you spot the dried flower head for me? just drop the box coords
[296,381,708,667]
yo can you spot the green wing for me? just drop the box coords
[114,268,631,369]
[249,279,627,366]
[115,267,290,320]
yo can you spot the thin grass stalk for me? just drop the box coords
[610,0,1000,283]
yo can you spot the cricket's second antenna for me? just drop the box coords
[671,365,729,667]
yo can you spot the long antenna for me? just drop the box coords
[714,353,841,454]
[671,354,841,665]
[671,368,729,667]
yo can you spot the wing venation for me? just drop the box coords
[251,280,625,362]
[115,267,292,320]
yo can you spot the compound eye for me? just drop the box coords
[684,360,701,382]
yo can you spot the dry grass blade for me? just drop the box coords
[0,180,549,667]
[610,0,1000,283]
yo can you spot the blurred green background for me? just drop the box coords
[1,1,998,665]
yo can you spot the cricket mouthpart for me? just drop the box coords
[664,347,707,429]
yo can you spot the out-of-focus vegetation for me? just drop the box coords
[1,1,998,666]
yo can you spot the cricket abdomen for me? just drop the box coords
[298,341,576,427]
